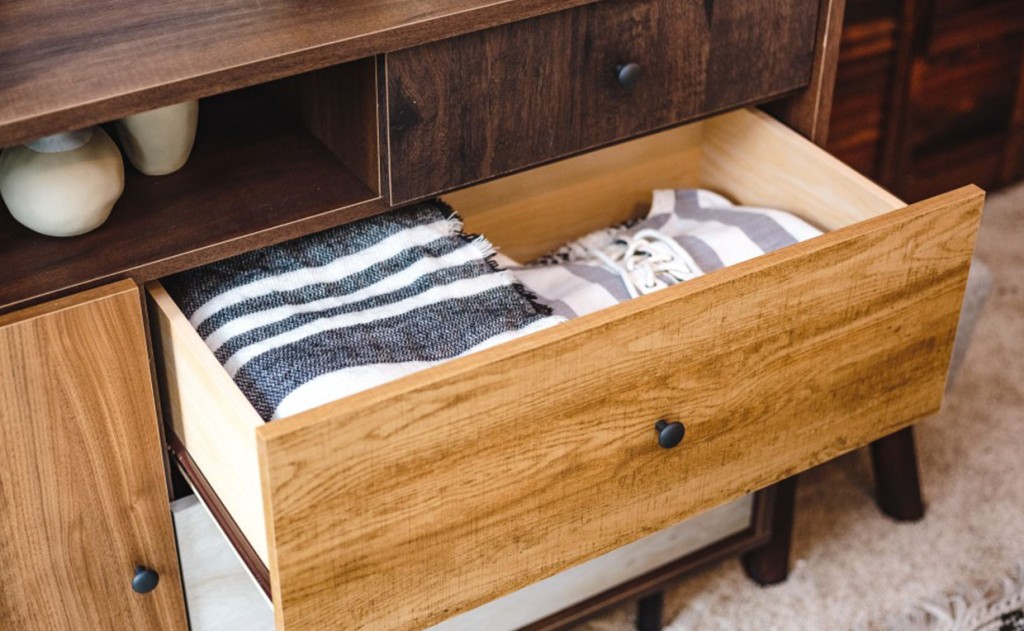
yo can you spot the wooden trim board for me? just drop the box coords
[765,0,848,144]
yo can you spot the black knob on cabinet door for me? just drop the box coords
[616,62,642,88]
[132,566,160,594]
[654,420,685,449]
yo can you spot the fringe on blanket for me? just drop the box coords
[856,561,1024,631]
[441,199,555,318]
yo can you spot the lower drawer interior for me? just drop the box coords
[172,495,273,631]
[172,478,755,631]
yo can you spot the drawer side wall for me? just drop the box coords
[147,284,270,564]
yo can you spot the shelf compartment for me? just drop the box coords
[0,76,385,312]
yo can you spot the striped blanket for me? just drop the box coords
[163,202,564,421]
[494,189,823,319]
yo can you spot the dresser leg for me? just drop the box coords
[742,476,797,585]
[870,426,925,521]
[636,591,664,631]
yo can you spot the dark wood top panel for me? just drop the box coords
[0,0,600,147]
[0,89,384,314]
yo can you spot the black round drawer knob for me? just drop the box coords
[616,62,642,88]
[655,420,685,449]
[132,566,160,594]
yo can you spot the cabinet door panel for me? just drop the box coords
[0,282,186,630]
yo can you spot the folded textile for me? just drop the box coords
[494,189,823,319]
[164,202,564,421]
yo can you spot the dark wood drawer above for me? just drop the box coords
[383,0,821,203]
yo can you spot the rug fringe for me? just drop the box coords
[857,560,1024,631]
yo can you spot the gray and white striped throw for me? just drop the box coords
[164,202,564,421]
[493,189,823,319]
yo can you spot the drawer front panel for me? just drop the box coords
[384,0,819,202]
[257,189,981,629]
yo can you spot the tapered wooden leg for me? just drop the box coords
[870,426,925,521]
[742,476,797,585]
[636,591,664,631]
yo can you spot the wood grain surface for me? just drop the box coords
[385,0,819,202]
[0,0,611,147]
[698,109,905,227]
[823,0,903,178]
[255,185,980,630]
[891,29,1024,200]
[0,87,382,315]
[0,281,186,630]
[519,492,771,631]
[447,124,705,261]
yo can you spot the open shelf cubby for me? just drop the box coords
[0,60,385,312]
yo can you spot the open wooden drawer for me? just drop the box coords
[147,108,983,630]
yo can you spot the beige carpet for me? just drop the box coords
[576,181,1024,631]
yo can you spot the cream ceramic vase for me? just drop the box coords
[117,100,198,175]
[0,128,124,237]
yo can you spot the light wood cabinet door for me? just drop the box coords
[0,281,186,630]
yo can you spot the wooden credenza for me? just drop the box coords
[0,0,983,629]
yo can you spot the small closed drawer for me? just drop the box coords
[383,0,820,203]
[148,108,982,630]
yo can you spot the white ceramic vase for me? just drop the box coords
[0,128,125,237]
[117,100,198,176]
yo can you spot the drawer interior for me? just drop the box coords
[148,107,982,630]
[172,495,273,631]
[449,107,905,261]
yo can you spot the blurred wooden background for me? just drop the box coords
[827,0,1024,201]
